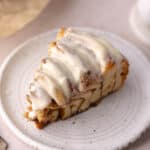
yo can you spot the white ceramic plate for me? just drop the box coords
[0,28,150,150]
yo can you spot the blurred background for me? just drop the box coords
[0,0,150,150]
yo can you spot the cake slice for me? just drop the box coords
[24,28,129,129]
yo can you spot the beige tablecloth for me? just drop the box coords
[0,0,150,149]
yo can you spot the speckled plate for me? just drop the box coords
[0,28,150,150]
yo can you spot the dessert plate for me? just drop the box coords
[0,28,150,150]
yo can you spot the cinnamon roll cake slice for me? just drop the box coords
[25,28,129,129]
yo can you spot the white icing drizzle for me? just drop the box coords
[27,28,124,113]
[34,71,66,106]
[63,29,123,71]
[97,38,123,65]
[57,40,100,73]
[41,58,71,99]
[28,82,51,110]
[51,43,88,82]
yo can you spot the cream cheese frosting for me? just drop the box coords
[28,81,51,110]
[27,28,124,111]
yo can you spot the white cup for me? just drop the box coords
[137,0,150,26]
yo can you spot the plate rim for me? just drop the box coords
[0,27,150,150]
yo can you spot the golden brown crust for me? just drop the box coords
[56,27,66,40]
[48,41,56,56]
